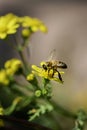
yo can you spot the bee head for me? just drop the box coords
[40,61,47,70]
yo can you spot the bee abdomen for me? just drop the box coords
[58,61,67,69]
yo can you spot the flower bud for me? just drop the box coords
[35,90,41,97]
[22,29,31,38]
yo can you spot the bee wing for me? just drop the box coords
[47,49,57,61]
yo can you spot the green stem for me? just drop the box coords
[22,38,29,49]
[42,78,50,88]
[12,35,30,75]
[18,49,29,74]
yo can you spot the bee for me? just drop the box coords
[40,50,67,82]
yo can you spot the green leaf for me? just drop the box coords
[16,96,34,111]
[28,103,53,121]
[4,97,22,115]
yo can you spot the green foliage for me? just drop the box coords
[28,103,53,121]
[72,110,87,130]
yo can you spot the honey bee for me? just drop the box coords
[41,50,67,81]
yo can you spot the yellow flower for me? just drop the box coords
[0,59,22,86]
[20,16,34,27]
[0,69,9,85]
[20,16,47,33]
[39,24,47,33]
[0,13,20,39]
[27,73,35,81]
[32,65,64,83]
[5,58,22,76]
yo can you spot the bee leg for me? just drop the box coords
[47,68,54,78]
[57,71,63,82]
[51,69,55,78]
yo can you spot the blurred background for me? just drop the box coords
[0,0,87,129]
